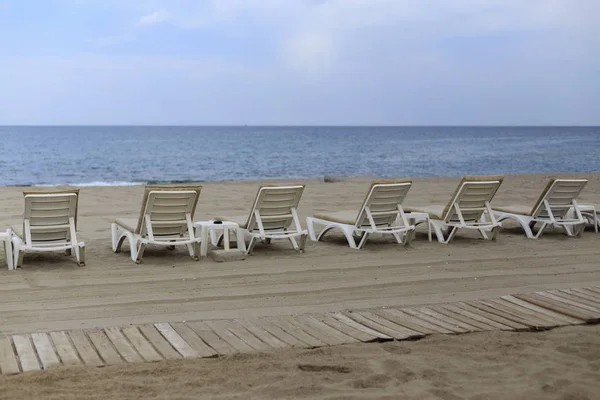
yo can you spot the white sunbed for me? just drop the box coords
[405,175,504,244]
[215,184,308,254]
[492,178,588,238]
[305,179,416,249]
[9,189,85,268]
[111,185,203,263]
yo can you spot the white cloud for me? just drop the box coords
[137,10,170,27]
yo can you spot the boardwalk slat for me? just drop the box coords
[68,330,103,366]
[204,321,255,353]
[295,315,358,345]
[440,303,514,331]
[400,308,468,333]
[536,291,600,314]
[0,337,20,374]
[486,299,561,328]
[550,290,600,311]
[416,307,483,332]
[87,329,123,365]
[428,305,497,331]
[567,288,600,304]
[501,295,584,325]
[320,315,379,342]
[463,301,539,329]
[355,311,424,339]
[31,333,60,369]
[282,316,340,346]
[223,321,272,351]
[377,308,451,334]
[344,311,420,340]
[453,302,528,330]
[49,331,81,365]
[237,321,288,349]
[122,326,163,362]
[251,319,312,347]
[155,323,199,358]
[514,294,598,322]
[170,323,218,358]
[330,312,392,340]
[139,324,181,360]
[12,335,40,371]
[474,300,552,329]
[104,327,142,363]
[272,316,327,347]
[187,321,238,355]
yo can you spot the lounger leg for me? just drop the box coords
[298,234,307,252]
[288,236,299,251]
[445,227,459,243]
[246,236,258,255]
[429,221,446,243]
[75,244,85,266]
[135,243,146,264]
[111,223,127,253]
[490,226,500,241]
[391,232,403,244]
[3,234,13,271]
[403,229,416,245]
[11,236,24,268]
[341,226,359,249]
[534,223,548,239]
[306,217,318,241]
[357,232,371,249]
[186,243,199,261]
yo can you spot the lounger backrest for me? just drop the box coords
[22,190,79,245]
[530,178,587,219]
[136,185,202,237]
[244,185,305,232]
[442,175,504,223]
[354,179,412,228]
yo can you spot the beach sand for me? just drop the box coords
[1,325,599,399]
[1,173,599,398]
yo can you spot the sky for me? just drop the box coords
[0,0,598,125]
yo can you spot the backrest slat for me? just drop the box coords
[355,180,412,228]
[140,189,200,237]
[531,179,587,218]
[23,192,79,244]
[245,185,305,232]
[442,176,503,222]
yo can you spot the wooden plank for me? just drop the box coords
[568,288,600,303]
[49,331,81,365]
[187,321,238,355]
[354,311,424,339]
[400,308,468,333]
[12,335,40,371]
[122,326,163,362]
[281,316,339,346]
[441,303,515,331]
[485,299,562,328]
[464,301,540,329]
[536,291,600,314]
[550,290,600,310]
[513,294,598,322]
[170,323,218,358]
[104,327,142,363]
[376,308,452,334]
[31,333,60,369]
[139,324,182,360]
[87,329,123,365]
[204,320,255,353]
[222,321,272,351]
[477,300,555,329]
[252,319,312,347]
[428,305,497,331]
[155,323,199,358]
[236,320,288,349]
[452,302,529,331]
[501,295,584,325]
[320,315,379,342]
[343,311,421,340]
[68,330,103,366]
[271,316,327,347]
[330,313,392,340]
[416,307,483,332]
[294,315,358,345]
[0,336,20,374]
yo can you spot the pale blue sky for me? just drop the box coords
[0,0,598,125]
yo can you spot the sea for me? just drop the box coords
[0,126,598,186]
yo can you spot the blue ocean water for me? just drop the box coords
[0,126,598,186]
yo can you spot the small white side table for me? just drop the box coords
[1,230,14,270]
[194,221,246,257]
[404,212,432,241]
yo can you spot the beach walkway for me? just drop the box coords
[2,285,600,375]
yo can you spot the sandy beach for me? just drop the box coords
[1,173,600,398]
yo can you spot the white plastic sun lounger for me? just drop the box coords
[405,175,504,244]
[492,178,588,239]
[1,229,13,270]
[306,179,416,249]
[112,185,202,263]
[215,184,308,254]
[9,189,85,268]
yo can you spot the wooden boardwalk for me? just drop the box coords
[2,286,600,375]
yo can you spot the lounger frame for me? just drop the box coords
[306,181,415,249]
